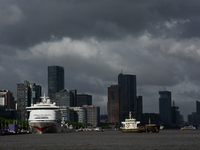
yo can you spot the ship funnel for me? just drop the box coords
[129,111,132,119]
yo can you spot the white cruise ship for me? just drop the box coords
[26,94,61,134]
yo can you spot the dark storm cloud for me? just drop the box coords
[1,0,200,118]
[1,0,200,49]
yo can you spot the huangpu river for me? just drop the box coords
[0,130,200,150]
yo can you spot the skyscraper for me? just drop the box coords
[107,85,120,124]
[118,73,137,122]
[159,91,172,125]
[196,101,200,114]
[30,83,42,106]
[48,66,64,102]
[17,80,42,121]
[70,89,77,107]
[17,81,31,121]
[136,96,143,119]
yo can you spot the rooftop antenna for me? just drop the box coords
[121,69,123,74]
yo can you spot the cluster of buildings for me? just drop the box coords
[188,101,200,127]
[107,74,184,127]
[0,66,100,127]
[1,66,200,128]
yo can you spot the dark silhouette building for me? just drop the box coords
[70,89,77,107]
[159,91,172,125]
[55,89,71,107]
[0,90,15,109]
[107,85,120,124]
[196,101,200,114]
[30,83,42,106]
[17,80,42,121]
[17,81,31,121]
[77,94,92,107]
[118,73,137,122]
[136,96,143,120]
[171,101,180,125]
[48,66,64,102]
[140,113,161,125]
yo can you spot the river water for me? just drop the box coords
[0,130,200,150]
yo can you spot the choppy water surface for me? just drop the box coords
[0,130,200,150]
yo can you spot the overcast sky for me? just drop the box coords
[1,0,200,120]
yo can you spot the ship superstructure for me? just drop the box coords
[120,112,140,133]
[27,94,61,134]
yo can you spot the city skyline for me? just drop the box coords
[1,1,200,120]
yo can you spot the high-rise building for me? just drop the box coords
[70,89,77,107]
[55,89,71,107]
[107,85,120,124]
[30,83,42,106]
[17,80,41,121]
[159,91,172,125]
[196,101,200,114]
[118,73,137,121]
[17,81,31,121]
[0,90,15,109]
[48,66,64,102]
[188,101,200,126]
[171,106,180,125]
[77,94,92,107]
[0,90,17,119]
[136,96,143,119]
[83,105,100,127]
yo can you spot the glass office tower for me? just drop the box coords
[48,66,64,103]
[118,73,137,122]
[159,91,172,125]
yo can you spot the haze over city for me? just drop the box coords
[1,0,200,120]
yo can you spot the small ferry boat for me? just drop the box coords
[180,125,196,131]
[120,112,140,133]
[26,94,61,134]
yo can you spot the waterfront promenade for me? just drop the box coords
[0,130,200,150]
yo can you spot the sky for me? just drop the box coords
[1,0,200,120]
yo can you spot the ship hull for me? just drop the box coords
[121,129,138,133]
[145,124,160,133]
[29,121,61,134]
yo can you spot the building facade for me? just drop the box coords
[159,91,172,125]
[48,66,64,103]
[30,83,42,106]
[70,107,87,123]
[17,81,31,121]
[171,106,180,125]
[196,101,200,114]
[17,80,41,121]
[136,96,143,120]
[56,89,71,107]
[77,94,92,107]
[118,73,137,122]
[0,90,15,109]
[83,105,100,127]
[107,85,120,124]
[70,89,77,107]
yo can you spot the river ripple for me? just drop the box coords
[0,130,200,150]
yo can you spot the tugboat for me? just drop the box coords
[145,118,160,133]
[120,112,140,133]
